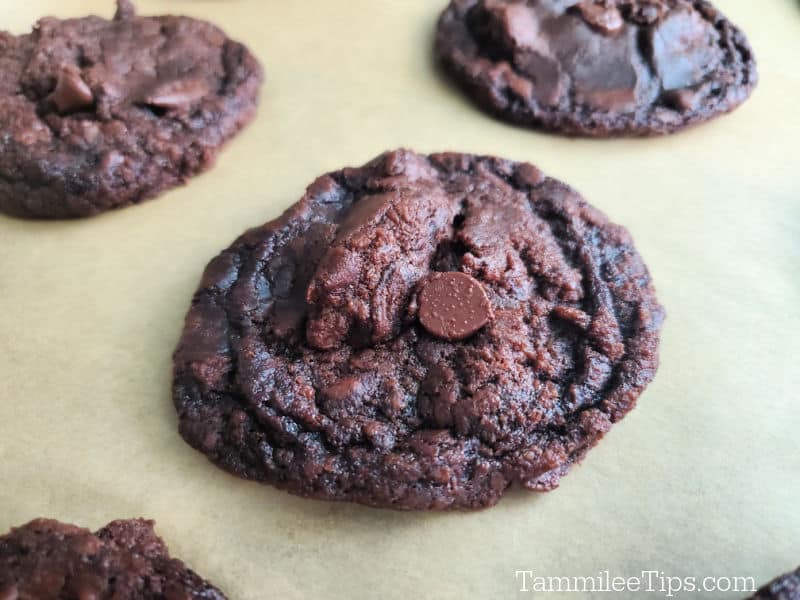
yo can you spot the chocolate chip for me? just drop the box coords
[418,272,493,341]
[145,79,210,110]
[50,65,94,114]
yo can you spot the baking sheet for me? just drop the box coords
[1,1,798,598]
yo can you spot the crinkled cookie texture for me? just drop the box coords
[436,0,757,136]
[173,149,665,510]
[0,0,262,219]
[0,518,226,599]
[750,567,800,600]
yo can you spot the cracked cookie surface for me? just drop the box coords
[0,0,262,218]
[0,518,226,599]
[173,149,664,510]
[435,0,757,136]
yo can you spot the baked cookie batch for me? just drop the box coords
[0,1,786,599]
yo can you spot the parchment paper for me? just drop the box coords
[1,1,798,598]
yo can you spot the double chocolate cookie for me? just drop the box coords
[751,567,800,600]
[173,149,664,510]
[436,0,757,136]
[0,518,226,599]
[0,0,262,219]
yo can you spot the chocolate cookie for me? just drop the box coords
[173,149,664,510]
[0,518,226,599]
[435,0,757,136]
[751,567,800,600]
[0,0,262,219]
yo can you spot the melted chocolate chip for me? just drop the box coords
[418,272,493,341]
[50,65,94,114]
